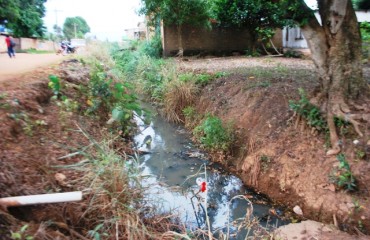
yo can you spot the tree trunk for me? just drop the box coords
[298,0,369,155]
[177,24,184,57]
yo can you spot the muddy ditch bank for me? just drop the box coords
[185,57,370,236]
[0,60,155,239]
[0,57,369,239]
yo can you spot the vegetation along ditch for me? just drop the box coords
[0,33,369,239]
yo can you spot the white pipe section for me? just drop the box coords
[0,191,82,207]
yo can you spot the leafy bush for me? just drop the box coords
[139,34,163,58]
[48,75,61,96]
[86,61,142,135]
[195,73,213,86]
[193,115,234,151]
[330,154,357,192]
[360,22,370,41]
[135,55,167,101]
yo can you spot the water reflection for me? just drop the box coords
[133,111,286,238]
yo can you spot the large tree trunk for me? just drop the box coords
[298,0,369,155]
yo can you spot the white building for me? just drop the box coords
[124,22,147,40]
[283,11,370,50]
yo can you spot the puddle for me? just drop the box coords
[133,107,288,238]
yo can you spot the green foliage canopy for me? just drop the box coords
[209,0,287,41]
[63,16,90,40]
[140,0,211,28]
[353,0,370,10]
[0,0,20,23]
[1,0,47,38]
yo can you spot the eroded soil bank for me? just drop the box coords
[180,56,370,236]
[0,56,369,239]
[0,60,168,239]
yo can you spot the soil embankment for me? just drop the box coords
[0,55,369,238]
[180,56,370,236]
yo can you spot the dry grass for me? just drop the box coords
[249,155,261,187]
[163,79,198,123]
[82,42,115,68]
[62,127,185,239]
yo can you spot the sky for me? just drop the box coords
[43,0,144,41]
[43,0,317,42]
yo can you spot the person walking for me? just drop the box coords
[5,35,16,58]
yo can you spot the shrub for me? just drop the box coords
[139,34,163,58]
[195,73,213,86]
[193,115,234,151]
[330,154,357,192]
[183,106,200,129]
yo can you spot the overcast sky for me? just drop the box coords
[43,0,317,42]
[43,0,144,41]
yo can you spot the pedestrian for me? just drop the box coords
[5,35,16,58]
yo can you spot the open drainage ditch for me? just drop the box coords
[133,106,289,239]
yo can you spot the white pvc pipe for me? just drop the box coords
[0,191,82,207]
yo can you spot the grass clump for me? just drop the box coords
[183,106,201,129]
[193,115,234,152]
[163,79,198,123]
[289,88,327,131]
[68,129,178,239]
[289,88,351,147]
[178,72,215,86]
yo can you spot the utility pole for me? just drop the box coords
[54,9,62,26]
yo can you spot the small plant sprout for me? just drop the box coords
[11,224,33,240]
[48,75,61,97]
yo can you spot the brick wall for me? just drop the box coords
[162,24,283,57]
[0,36,57,52]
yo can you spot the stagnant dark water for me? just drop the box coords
[133,107,288,239]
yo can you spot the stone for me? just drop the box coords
[293,205,303,215]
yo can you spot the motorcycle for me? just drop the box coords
[58,42,76,54]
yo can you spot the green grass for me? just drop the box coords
[18,49,54,54]
[193,115,234,152]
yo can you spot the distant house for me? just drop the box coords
[283,10,370,52]
[124,22,147,40]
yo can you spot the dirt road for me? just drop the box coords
[0,53,64,83]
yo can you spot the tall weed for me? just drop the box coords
[69,129,174,239]
[163,79,198,123]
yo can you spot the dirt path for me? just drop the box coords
[0,53,64,83]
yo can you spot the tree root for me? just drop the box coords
[326,100,370,156]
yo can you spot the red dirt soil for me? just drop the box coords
[0,60,106,239]
[180,56,370,236]
[0,55,369,239]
